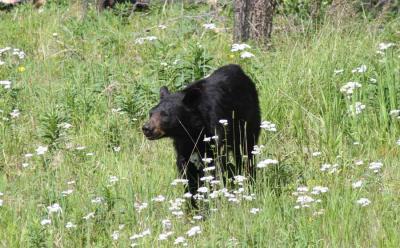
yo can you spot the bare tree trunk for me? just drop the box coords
[234,0,275,45]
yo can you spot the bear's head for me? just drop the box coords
[142,86,202,140]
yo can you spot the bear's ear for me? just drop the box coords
[182,87,202,108]
[160,86,170,99]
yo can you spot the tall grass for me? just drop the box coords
[0,2,399,247]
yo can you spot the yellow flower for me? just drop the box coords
[18,66,26,72]
[229,54,235,59]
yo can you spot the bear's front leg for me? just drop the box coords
[176,154,204,208]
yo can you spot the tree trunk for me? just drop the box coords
[233,0,275,45]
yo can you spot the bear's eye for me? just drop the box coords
[160,111,168,117]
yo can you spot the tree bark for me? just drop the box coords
[234,0,275,45]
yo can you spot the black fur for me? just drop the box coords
[143,64,261,206]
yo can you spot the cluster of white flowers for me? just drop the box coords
[134,202,148,212]
[47,203,62,214]
[340,82,362,95]
[135,36,157,45]
[349,102,366,116]
[0,47,26,60]
[293,185,327,210]
[356,198,371,207]
[230,43,255,59]
[378,42,395,51]
[369,161,383,173]
[352,64,367,73]
[186,226,201,237]
[256,158,278,168]
[0,80,11,89]
[251,145,265,155]
[203,23,216,30]
[152,195,166,202]
[129,228,151,240]
[171,178,189,186]
[320,163,339,174]
[260,121,277,132]
[219,119,228,126]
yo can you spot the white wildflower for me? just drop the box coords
[91,197,104,204]
[250,208,260,214]
[41,219,51,226]
[219,119,228,126]
[389,109,400,117]
[183,192,193,198]
[356,198,371,207]
[240,51,255,59]
[352,180,363,189]
[162,219,172,231]
[296,186,309,193]
[257,158,278,168]
[152,195,166,202]
[200,175,214,182]
[369,161,383,173]
[203,23,216,30]
[355,160,364,166]
[212,135,219,140]
[0,80,11,89]
[112,231,120,240]
[158,24,167,29]
[172,210,184,216]
[234,175,246,183]
[134,202,148,212]
[65,222,77,229]
[311,186,328,195]
[113,146,121,152]
[109,176,119,184]
[36,146,48,155]
[135,36,157,44]
[378,42,394,50]
[202,157,213,163]
[231,43,251,52]
[340,82,362,95]
[174,236,186,245]
[352,65,367,73]
[203,166,215,172]
[171,179,188,186]
[158,231,173,241]
[186,226,201,237]
[83,212,95,220]
[312,151,321,157]
[193,215,203,220]
[334,69,344,75]
[203,136,211,142]
[25,153,33,158]
[22,163,29,168]
[296,195,315,205]
[260,121,277,131]
[197,187,208,193]
[10,109,20,118]
[61,189,73,196]
[349,102,366,115]
[59,122,72,129]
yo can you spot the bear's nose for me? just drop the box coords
[142,123,153,136]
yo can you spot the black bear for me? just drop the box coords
[143,64,261,205]
[97,0,149,11]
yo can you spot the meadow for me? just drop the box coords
[0,1,400,247]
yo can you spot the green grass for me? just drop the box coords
[1,2,400,247]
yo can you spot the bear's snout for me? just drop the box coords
[142,123,154,137]
[142,116,165,140]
